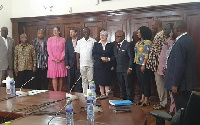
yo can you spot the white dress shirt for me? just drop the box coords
[98,40,110,50]
[75,37,96,67]
[72,38,77,51]
[2,37,8,49]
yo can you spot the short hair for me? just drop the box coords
[100,30,108,37]
[83,27,90,31]
[1,27,8,31]
[174,20,187,30]
[115,30,125,37]
[20,33,27,38]
[138,26,152,40]
[70,28,77,33]
[37,29,45,34]
[154,20,162,27]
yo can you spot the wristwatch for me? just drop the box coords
[128,68,132,70]
[141,63,145,66]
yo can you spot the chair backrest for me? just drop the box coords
[182,91,200,125]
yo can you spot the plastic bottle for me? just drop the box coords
[90,81,96,103]
[87,92,94,125]
[5,121,11,125]
[66,99,74,125]
[2,76,11,94]
[10,78,15,96]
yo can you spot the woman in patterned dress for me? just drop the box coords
[134,26,153,106]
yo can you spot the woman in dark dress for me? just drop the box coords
[92,30,115,98]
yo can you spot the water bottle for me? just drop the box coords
[66,99,74,125]
[10,78,15,96]
[87,92,94,125]
[5,121,11,125]
[90,81,96,103]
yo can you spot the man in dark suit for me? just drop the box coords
[65,29,82,92]
[114,30,134,101]
[164,20,197,111]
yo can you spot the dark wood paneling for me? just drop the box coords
[84,21,103,41]
[187,14,200,87]
[106,20,126,42]
[24,25,38,43]
[10,2,200,100]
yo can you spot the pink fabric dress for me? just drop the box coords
[47,37,67,78]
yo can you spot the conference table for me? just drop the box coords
[0,87,147,125]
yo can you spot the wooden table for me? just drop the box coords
[0,87,147,125]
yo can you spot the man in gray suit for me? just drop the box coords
[114,30,134,101]
[0,27,15,86]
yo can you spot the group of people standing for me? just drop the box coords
[134,19,197,116]
[0,19,197,115]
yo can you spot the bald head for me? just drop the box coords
[174,20,187,31]
[1,27,8,38]
[173,20,187,38]
[115,30,125,43]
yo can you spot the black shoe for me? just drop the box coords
[136,101,143,105]
[140,102,150,107]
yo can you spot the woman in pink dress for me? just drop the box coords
[47,26,67,91]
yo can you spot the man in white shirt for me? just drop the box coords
[75,27,97,96]
[0,27,15,86]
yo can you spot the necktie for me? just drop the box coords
[117,44,121,53]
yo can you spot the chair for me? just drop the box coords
[150,91,200,125]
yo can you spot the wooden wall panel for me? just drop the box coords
[158,16,184,31]
[84,21,103,41]
[12,22,19,44]
[187,14,200,86]
[106,20,126,42]
[24,25,38,43]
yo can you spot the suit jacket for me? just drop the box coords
[114,40,134,72]
[0,37,15,70]
[92,42,115,69]
[164,34,197,91]
[65,39,78,68]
